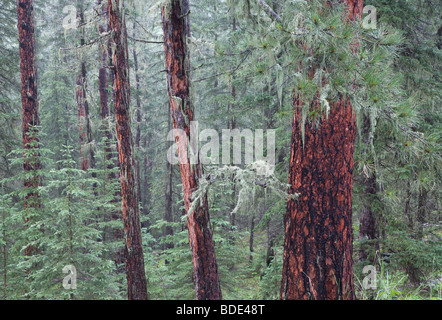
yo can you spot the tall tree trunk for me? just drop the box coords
[281,0,362,300]
[162,0,222,300]
[97,0,124,267]
[228,17,237,230]
[164,107,174,252]
[404,181,413,231]
[108,0,148,300]
[17,0,40,257]
[417,186,427,240]
[142,137,150,217]
[249,212,255,262]
[76,3,95,172]
[98,0,112,165]
[132,13,143,214]
[358,113,379,262]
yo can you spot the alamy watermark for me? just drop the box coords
[167,121,276,177]
[362,5,377,30]
[62,4,377,31]
[362,265,377,290]
[62,265,77,290]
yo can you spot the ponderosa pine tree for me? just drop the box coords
[17,0,40,257]
[281,0,363,300]
[162,0,222,300]
[107,0,148,300]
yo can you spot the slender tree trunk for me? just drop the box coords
[164,107,174,252]
[249,212,255,262]
[228,17,237,231]
[281,0,362,300]
[132,15,143,213]
[98,0,124,267]
[404,181,413,231]
[108,0,148,300]
[417,186,427,239]
[162,0,222,300]
[2,195,7,299]
[17,0,40,257]
[358,113,379,262]
[98,0,113,164]
[76,3,95,172]
[359,172,378,261]
[142,137,150,217]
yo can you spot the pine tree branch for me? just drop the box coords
[60,32,111,51]
[127,35,164,44]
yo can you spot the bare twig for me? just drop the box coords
[257,0,282,22]
[60,32,111,51]
[127,35,164,44]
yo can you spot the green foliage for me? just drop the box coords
[0,0,440,300]
[1,133,124,299]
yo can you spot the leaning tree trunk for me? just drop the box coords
[108,0,148,300]
[17,0,40,257]
[281,0,363,300]
[162,0,222,300]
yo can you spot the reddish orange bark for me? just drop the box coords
[162,0,222,300]
[108,0,148,300]
[17,0,40,257]
[281,97,356,300]
[281,0,362,300]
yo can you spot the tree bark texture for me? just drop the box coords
[281,0,362,300]
[17,0,40,256]
[108,0,148,300]
[162,0,222,300]
[282,97,356,300]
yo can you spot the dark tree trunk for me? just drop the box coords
[358,113,379,262]
[359,173,378,261]
[142,137,151,217]
[98,0,113,164]
[404,181,414,231]
[17,0,40,257]
[164,108,174,252]
[281,0,362,300]
[76,3,95,172]
[417,186,427,239]
[249,213,255,262]
[228,17,237,231]
[108,0,148,300]
[162,0,222,300]
[97,0,124,267]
